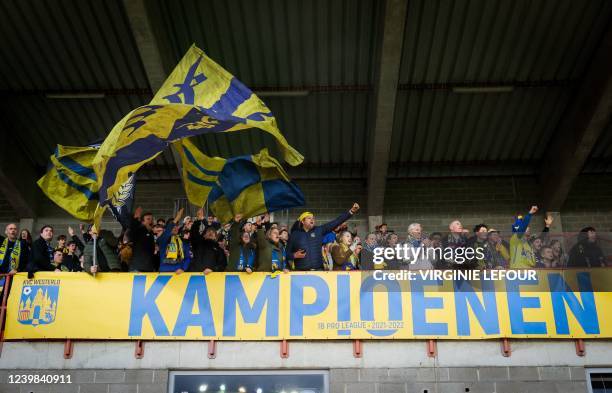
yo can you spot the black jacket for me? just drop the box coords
[568,241,605,268]
[62,254,82,272]
[0,236,29,273]
[129,217,156,272]
[189,220,226,272]
[28,237,56,278]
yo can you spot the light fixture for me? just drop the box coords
[199,385,208,392]
[220,384,226,391]
[238,387,246,393]
[256,389,263,393]
[253,90,309,97]
[452,86,514,94]
[45,93,106,99]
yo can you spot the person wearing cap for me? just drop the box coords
[509,205,538,269]
[287,203,360,271]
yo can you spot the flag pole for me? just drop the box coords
[92,234,97,277]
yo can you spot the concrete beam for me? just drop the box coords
[123,0,173,93]
[539,25,612,210]
[366,0,408,218]
[124,0,186,186]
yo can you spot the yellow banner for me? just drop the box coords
[5,270,611,340]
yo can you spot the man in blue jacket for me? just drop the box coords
[287,203,360,270]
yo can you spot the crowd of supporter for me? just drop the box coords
[0,203,608,278]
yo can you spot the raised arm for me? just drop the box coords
[319,203,360,234]
[514,205,537,238]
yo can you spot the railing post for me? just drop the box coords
[64,339,74,359]
[208,340,217,359]
[135,340,145,359]
[501,338,511,357]
[280,340,289,359]
[575,339,586,357]
[353,340,363,358]
[426,339,437,357]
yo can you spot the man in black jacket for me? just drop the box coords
[129,207,156,272]
[28,225,60,278]
[0,223,29,274]
[189,209,226,273]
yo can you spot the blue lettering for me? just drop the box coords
[172,276,216,336]
[506,277,546,334]
[223,275,280,337]
[411,278,448,335]
[337,275,351,322]
[360,276,402,336]
[290,275,329,336]
[128,275,171,336]
[549,273,600,335]
[454,279,500,336]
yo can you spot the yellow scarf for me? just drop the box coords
[165,235,184,261]
[0,238,21,271]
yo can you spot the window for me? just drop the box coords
[587,369,612,393]
[169,370,329,393]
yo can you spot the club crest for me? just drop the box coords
[17,280,60,326]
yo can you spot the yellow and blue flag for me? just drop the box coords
[92,45,303,223]
[151,44,302,166]
[37,145,99,222]
[178,138,305,223]
[176,137,226,206]
[37,145,137,230]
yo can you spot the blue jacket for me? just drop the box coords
[158,222,191,272]
[287,211,353,270]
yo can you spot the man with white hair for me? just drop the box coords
[444,219,468,249]
[405,223,433,270]
[406,223,428,247]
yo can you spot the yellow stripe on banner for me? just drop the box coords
[4,270,611,341]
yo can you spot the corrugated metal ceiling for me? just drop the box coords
[0,0,610,180]
[391,0,612,176]
[155,0,382,87]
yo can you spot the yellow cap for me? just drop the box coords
[298,211,314,222]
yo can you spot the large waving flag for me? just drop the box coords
[177,138,226,206]
[178,138,305,223]
[37,145,137,229]
[37,145,99,221]
[92,45,303,223]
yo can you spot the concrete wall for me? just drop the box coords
[0,340,608,392]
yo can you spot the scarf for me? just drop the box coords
[237,245,254,271]
[164,235,184,263]
[0,238,21,271]
[271,245,287,272]
[405,234,424,248]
